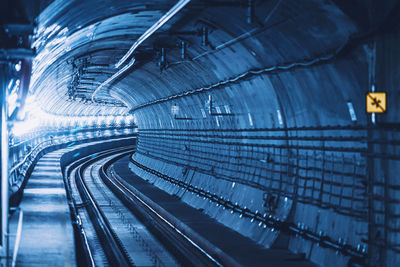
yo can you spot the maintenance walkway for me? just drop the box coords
[9,150,76,266]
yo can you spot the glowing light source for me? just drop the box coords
[126,114,133,122]
[171,104,179,117]
[15,61,21,72]
[9,92,135,139]
[7,90,19,116]
[7,79,14,90]
[106,116,114,125]
[79,117,85,126]
[11,117,41,137]
[116,116,123,125]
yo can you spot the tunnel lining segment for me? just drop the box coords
[129,154,365,259]
[129,40,348,113]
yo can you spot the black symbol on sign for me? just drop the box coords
[368,94,385,112]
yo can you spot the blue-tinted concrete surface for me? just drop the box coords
[9,150,76,267]
[115,155,315,267]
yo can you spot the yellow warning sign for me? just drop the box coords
[366,92,386,113]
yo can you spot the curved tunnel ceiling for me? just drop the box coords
[13,1,400,265]
[31,0,400,120]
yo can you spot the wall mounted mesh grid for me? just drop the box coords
[133,124,400,260]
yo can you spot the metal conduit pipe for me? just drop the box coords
[129,40,348,112]
[115,0,191,68]
[90,0,191,102]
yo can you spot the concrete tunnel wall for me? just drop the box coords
[28,0,400,265]
[129,58,368,266]
[123,3,400,267]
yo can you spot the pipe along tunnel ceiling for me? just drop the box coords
[4,0,400,266]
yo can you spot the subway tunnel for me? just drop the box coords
[0,0,400,266]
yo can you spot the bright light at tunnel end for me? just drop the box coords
[10,96,135,138]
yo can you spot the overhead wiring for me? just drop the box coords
[91,0,191,102]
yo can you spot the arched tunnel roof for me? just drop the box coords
[31,0,399,123]
[3,1,400,266]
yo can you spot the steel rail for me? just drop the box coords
[74,148,135,267]
[101,153,227,267]
[63,158,95,267]
[129,156,367,260]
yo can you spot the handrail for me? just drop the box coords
[9,127,136,177]
[9,135,68,176]
[10,125,137,149]
[9,139,53,175]
[10,131,47,148]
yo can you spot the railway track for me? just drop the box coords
[65,147,223,267]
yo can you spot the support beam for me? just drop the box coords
[0,63,9,266]
[247,0,254,24]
